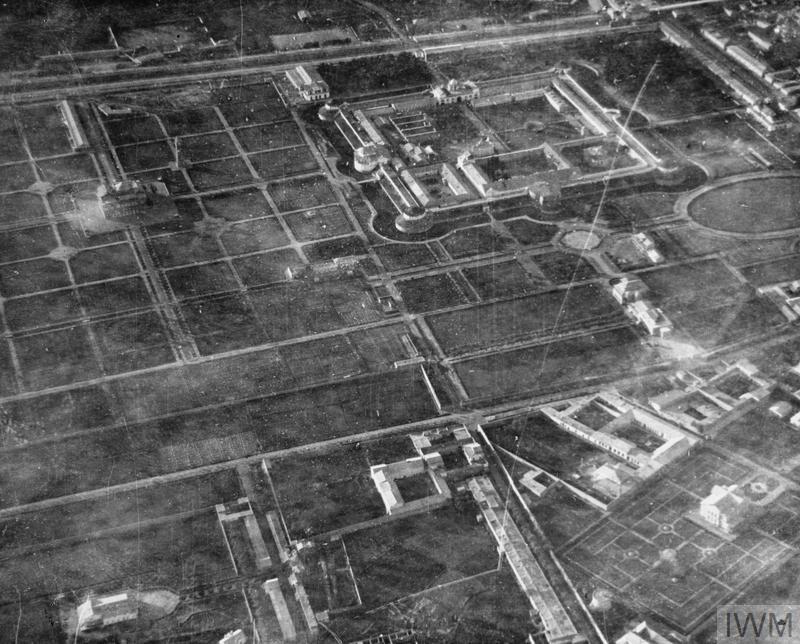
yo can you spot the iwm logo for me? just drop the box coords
[718,606,800,644]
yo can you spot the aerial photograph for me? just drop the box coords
[0,0,799,642]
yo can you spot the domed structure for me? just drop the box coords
[354,144,389,173]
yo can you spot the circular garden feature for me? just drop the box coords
[562,229,602,250]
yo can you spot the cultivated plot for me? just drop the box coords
[427,283,623,355]
[454,326,653,401]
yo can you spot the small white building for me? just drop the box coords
[700,484,748,533]
[432,79,479,105]
[611,276,648,305]
[77,593,138,632]
[58,99,90,151]
[591,463,631,499]
[769,400,794,419]
[633,232,663,264]
[219,629,247,644]
[462,442,487,467]
[520,469,549,497]
[286,65,330,102]
[626,300,672,337]
[616,621,673,644]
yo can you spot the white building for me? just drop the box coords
[286,65,330,102]
[616,621,673,644]
[432,79,480,105]
[633,232,663,264]
[611,276,648,305]
[700,484,747,533]
[626,300,672,337]
[591,463,631,499]
[370,454,450,516]
[219,629,247,644]
[462,442,487,467]
[770,401,794,419]
[77,593,138,631]
[520,469,550,497]
[58,100,90,152]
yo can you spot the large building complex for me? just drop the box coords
[327,67,664,233]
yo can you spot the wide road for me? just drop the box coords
[0,18,654,104]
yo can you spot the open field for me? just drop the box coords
[299,539,361,613]
[397,272,470,313]
[504,218,558,246]
[233,248,303,286]
[115,140,173,173]
[161,107,223,136]
[535,251,597,284]
[717,396,800,481]
[688,176,800,234]
[587,38,734,121]
[528,483,605,547]
[220,217,290,254]
[269,175,337,212]
[188,157,253,190]
[636,259,785,347]
[330,566,533,643]
[373,0,576,32]
[305,235,368,262]
[345,506,497,607]
[740,256,800,288]
[179,132,239,162]
[0,510,232,604]
[374,243,439,271]
[0,191,49,227]
[0,470,241,551]
[234,121,304,152]
[201,187,272,221]
[0,257,71,296]
[655,116,792,177]
[250,145,318,179]
[454,326,653,401]
[486,413,611,497]
[430,39,589,82]
[18,104,73,156]
[427,283,622,355]
[440,225,514,259]
[463,259,540,300]
[0,365,436,507]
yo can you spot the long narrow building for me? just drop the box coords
[467,476,583,644]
